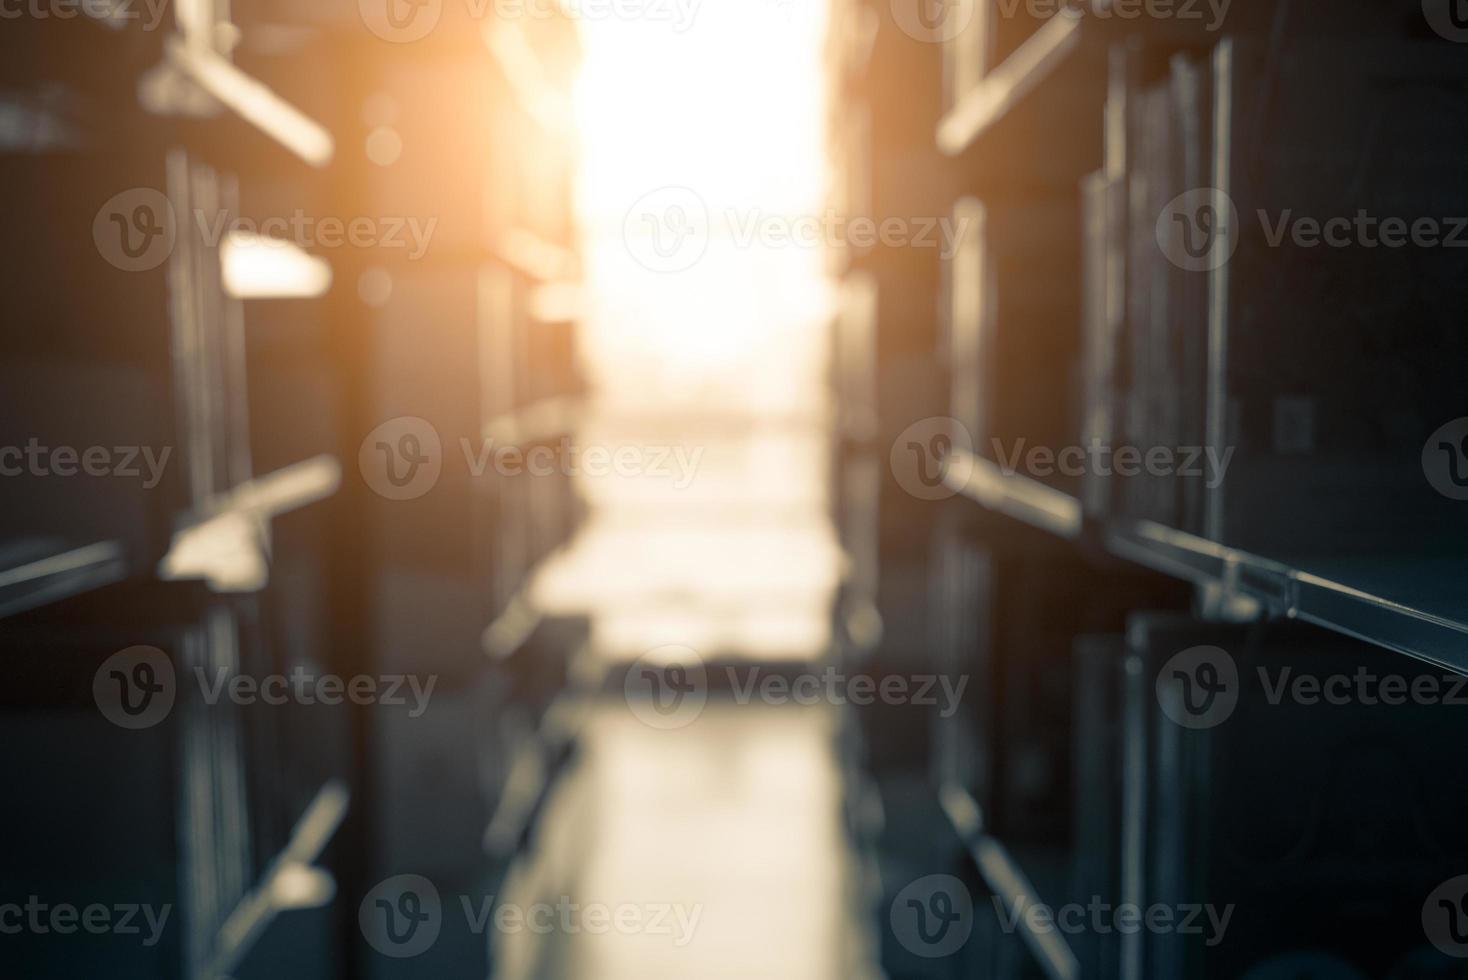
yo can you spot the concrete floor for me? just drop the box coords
[495,699,876,980]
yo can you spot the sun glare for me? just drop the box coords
[533,0,843,660]
[572,0,833,392]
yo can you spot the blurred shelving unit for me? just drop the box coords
[230,4,590,978]
[0,539,132,620]
[829,0,1468,976]
[1,1,587,977]
[945,446,1468,677]
[0,5,354,978]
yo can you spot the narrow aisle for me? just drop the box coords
[502,6,868,978]
[519,702,872,980]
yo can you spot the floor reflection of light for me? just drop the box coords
[561,704,855,980]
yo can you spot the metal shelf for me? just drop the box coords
[159,455,341,591]
[496,228,580,283]
[204,779,350,980]
[933,11,1227,181]
[944,448,1468,675]
[937,13,1088,157]
[482,20,574,135]
[482,589,545,663]
[945,448,1083,540]
[482,645,600,858]
[160,38,334,167]
[0,539,131,620]
[482,396,583,450]
[939,783,1079,980]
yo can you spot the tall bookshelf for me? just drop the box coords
[830,1,1468,976]
[1,4,588,978]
